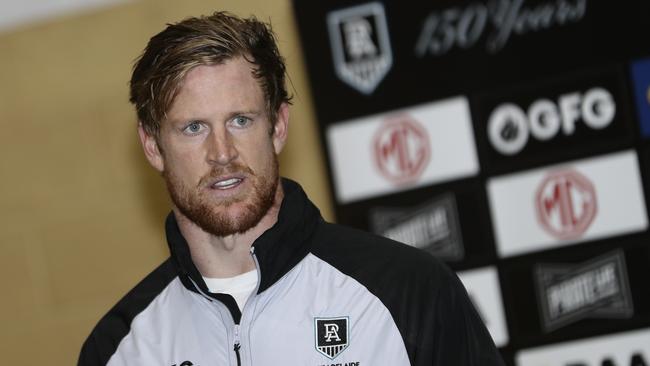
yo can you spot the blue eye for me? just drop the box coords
[232,116,251,127]
[183,121,203,134]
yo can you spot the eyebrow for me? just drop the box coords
[224,110,263,120]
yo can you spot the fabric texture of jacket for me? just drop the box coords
[79,179,504,366]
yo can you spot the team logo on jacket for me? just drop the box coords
[535,169,597,240]
[534,250,633,333]
[373,114,431,185]
[327,2,392,94]
[315,317,349,359]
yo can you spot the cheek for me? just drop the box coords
[254,140,277,167]
[163,150,206,178]
[239,134,274,159]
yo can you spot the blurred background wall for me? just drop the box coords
[0,1,331,364]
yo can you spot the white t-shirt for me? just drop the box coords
[203,270,258,311]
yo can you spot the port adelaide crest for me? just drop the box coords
[315,317,349,359]
[327,2,393,94]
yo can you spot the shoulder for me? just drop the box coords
[312,221,448,275]
[310,221,454,297]
[310,222,503,365]
[78,258,178,366]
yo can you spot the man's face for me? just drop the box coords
[139,58,289,236]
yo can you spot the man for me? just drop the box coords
[79,11,504,366]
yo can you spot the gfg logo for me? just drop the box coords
[488,87,616,155]
[373,115,431,184]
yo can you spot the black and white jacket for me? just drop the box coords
[79,179,504,366]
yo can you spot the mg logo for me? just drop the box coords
[315,317,349,360]
[373,115,430,185]
[327,2,392,94]
[536,170,597,240]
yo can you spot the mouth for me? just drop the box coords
[210,176,244,190]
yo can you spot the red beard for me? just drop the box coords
[163,157,278,237]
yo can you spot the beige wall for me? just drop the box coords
[0,0,332,364]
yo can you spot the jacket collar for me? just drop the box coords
[165,178,322,294]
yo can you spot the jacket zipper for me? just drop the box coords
[187,276,244,366]
[233,247,261,366]
[189,248,260,366]
[233,324,242,366]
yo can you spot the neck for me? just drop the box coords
[174,181,284,278]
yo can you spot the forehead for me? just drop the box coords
[167,58,265,119]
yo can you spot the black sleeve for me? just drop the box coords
[427,265,505,366]
[78,259,177,365]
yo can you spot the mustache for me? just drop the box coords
[197,163,254,187]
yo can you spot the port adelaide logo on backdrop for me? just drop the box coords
[534,250,633,333]
[327,2,392,94]
[369,194,464,261]
[536,169,597,240]
[315,317,349,360]
[373,114,431,185]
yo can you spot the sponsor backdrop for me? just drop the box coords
[293,0,650,364]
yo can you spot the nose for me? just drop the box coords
[206,127,238,165]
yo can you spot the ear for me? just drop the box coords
[137,123,165,172]
[272,102,290,154]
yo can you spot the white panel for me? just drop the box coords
[488,150,648,258]
[327,96,479,203]
[517,328,650,366]
[457,266,509,347]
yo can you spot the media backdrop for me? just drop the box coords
[293,0,650,364]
